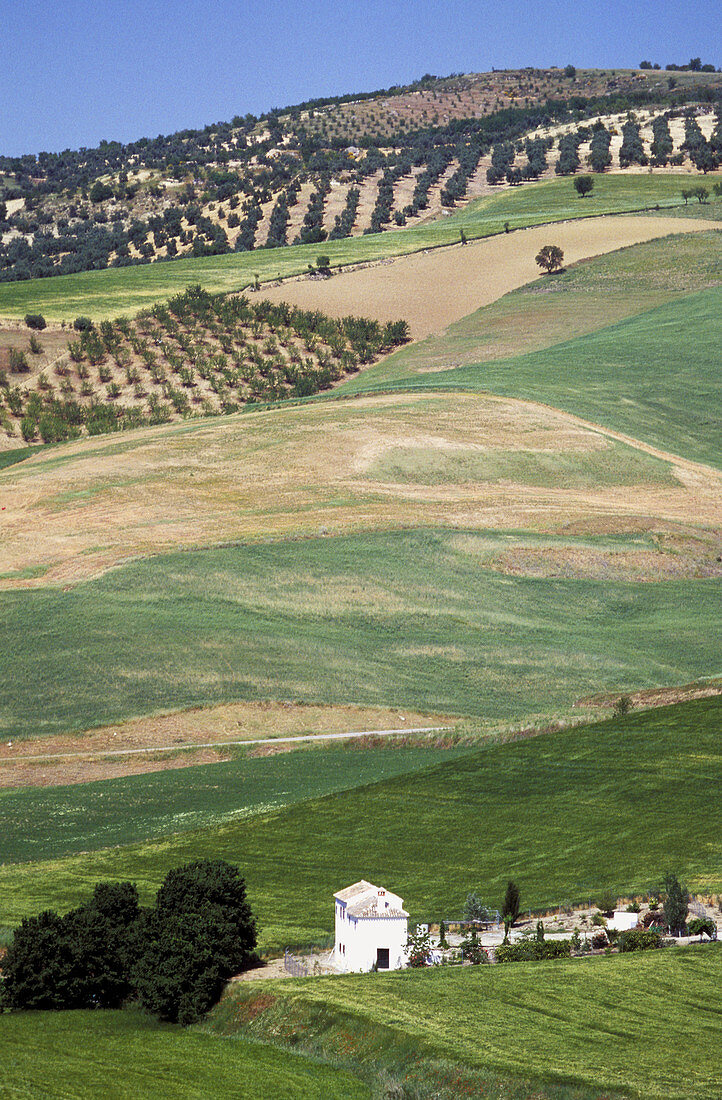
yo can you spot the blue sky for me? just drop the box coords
[2,0,720,156]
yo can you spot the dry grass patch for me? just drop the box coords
[1,391,720,587]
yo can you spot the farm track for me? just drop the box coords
[0,726,452,766]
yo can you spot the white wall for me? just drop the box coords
[608,910,639,931]
[334,903,407,972]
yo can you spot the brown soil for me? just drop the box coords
[261,216,717,340]
[0,700,455,788]
[576,679,722,710]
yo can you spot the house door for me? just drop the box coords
[376,947,390,969]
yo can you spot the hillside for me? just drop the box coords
[213,949,722,1100]
[0,286,408,445]
[1,698,720,937]
[1,68,720,288]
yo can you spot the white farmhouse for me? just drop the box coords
[334,880,409,972]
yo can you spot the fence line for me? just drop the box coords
[284,948,309,977]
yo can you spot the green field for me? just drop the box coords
[349,284,722,468]
[347,230,722,386]
[0,743,472,864]
[0,175,705,320]
[1,1009,369,1099]
[1,699,719,944]
[213,947,722,1099]
[1,530,720,742]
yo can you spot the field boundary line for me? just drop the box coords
[0,726,454,764]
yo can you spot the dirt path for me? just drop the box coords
[260,215,719,339]
[1,725,450,767]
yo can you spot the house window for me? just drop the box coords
[376,947,389,969]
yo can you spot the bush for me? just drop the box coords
[28,334,42,355]
[596,890,617,917]
[592,930,608,949]
[8,347,29,373]
[688,917,715,939]
[618,928,662,952]
[24,313,46,330]
[495,939,571,963]
[73,316,94,332]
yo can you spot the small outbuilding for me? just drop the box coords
[334,880,409,972]
[607,909,639,931]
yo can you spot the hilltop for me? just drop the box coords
[1,65,720,286]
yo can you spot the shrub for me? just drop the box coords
[73,316,94,332]
[463,891,489,923]
[28,334,42,355]
[591,911,607,927]
[460,926,488,965]
[8,347,29,373]
[24,313,46,330]
[405,927,433,968]
[592,930,608,949]
[688,917,715,939]
[618,928,662,952]
[596,890,617,917]
[495,940,571,963]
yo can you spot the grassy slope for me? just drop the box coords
[0,175,703,319]
[1,698,719,942]
[215,948,722,1100]
[1,531,719,741]
[351,285,722,468]
[348,229,722,386]
[1,1009,369,1100]
[0,744,472,864]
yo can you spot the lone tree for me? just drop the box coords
[573,175,594,198]
[535,244,564,273]
[502,880,521,943]
[662,872,689,936]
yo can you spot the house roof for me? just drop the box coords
[347,901,409,919]
[334,880,408,919]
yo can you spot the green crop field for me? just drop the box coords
[2,699,719,944]
[0,743,472,864]
[0,175,705,320]
[214,947,722,1099]
[347,230,722,388]
[1,531,720,742]
[1,1009,370,1099]
[350,284,722,468]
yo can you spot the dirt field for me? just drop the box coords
[0,700,455,787]
[260,216,717,339]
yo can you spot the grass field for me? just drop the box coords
[0,743,472,863]
[347,230,722,385]
[1,698,719,943]
[0,175,707,320]
[1,1009,370,1099]
[1,530,720,742]
[214,947,722,1099]
[3,389,718,589]
[350,285,722,468]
